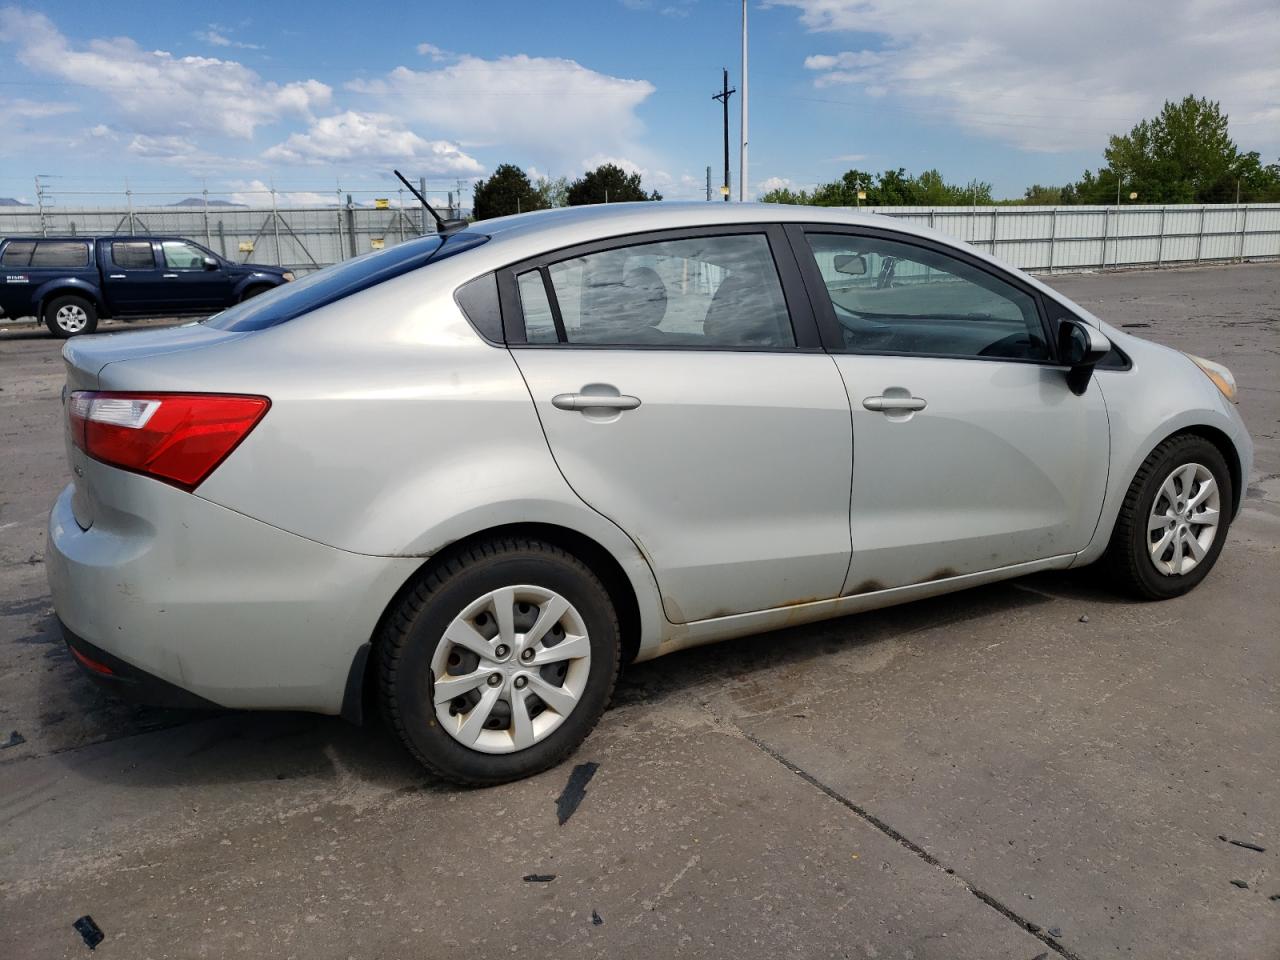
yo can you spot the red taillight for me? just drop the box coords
[69,392,269,491]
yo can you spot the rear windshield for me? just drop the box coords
[203,232,488,332]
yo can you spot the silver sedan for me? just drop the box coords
[46,203,1252,784]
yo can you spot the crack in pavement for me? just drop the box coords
[739,729,1089,960]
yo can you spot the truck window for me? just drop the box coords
[161,241,207,270]
[112,241,156,269]
[1,240,36,267]
[30,241,90,268]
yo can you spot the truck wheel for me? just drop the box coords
[44,295,98,338]
[376,537,621,786]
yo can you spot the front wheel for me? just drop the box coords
[44,295,98,338]
[1103,434,1232,599]
[376,538,620,785]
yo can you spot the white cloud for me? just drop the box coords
[757,176,794,194]
[263,110,482,173]
[416,42,453,61]
[348,54,656,173]
[197,26,261,51]
[776,0,1280,154]
[228,180,341,207]
[0,8,327,140]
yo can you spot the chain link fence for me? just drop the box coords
[2,201,1277,275]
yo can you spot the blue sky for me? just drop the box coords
[1,0,1277,205]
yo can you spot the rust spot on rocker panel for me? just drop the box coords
[844,578,885,596]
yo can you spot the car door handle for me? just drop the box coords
[863,395,927,412]
[552,393,642,412]
[108,274,126,279]
[162,273,179,278]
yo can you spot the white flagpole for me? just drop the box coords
[740,0,748,202]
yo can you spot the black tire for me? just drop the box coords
[239,284,272,302]
[376,537,620,786]
[43,294,98,338]
[1102,434,1233,600]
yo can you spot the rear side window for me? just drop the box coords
[111,241,156,269]
[519,233,795,348]
[30,241,90,268]
[1,240,36,267]
[203,232,487,332]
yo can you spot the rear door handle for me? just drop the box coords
[162,273,179,279]
[108,274,126,279]
[552,393,642,412]
[863,395,927,412]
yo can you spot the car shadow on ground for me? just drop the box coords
[29,566,1129,790]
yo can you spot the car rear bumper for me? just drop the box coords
[46,479,421,714]
[62,623,222,710]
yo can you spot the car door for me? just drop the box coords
[502,225,854,623]
[787,225,1109,593]
[102,239,165,314]
[158,240,233,311]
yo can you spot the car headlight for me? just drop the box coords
[282,271,295,282]
[1185,353,1238,403]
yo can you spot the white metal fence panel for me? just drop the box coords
[2,203,1277,275]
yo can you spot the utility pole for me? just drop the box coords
[712,68,735,202]
[740,0,748,201]
[706,166,712,202]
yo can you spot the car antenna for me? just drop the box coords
[393,170,468,235]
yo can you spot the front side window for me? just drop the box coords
[805,233,1048,361]
[112,241,155,269]
[30,241,90,268]
[162,241,208,270]
[519,233,795,348]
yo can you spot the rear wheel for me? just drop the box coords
[1102,434,1232,599]
[376,538,620,785]
[43,295,98,338]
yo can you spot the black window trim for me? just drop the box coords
[784,222,1066,367]
[495,223,823,353]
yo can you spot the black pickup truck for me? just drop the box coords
[0,236,293,337]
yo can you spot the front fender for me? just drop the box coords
[1074,340,1252,566]
[231,273,285,299]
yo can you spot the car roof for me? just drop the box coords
[0,235,193,243]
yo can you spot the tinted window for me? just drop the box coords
[529,233,794,348]
[112,241,155,269]
[203,232,487,332]
[162,240,207,269]
[30,241,90,268]
[517,270,558,343]
[1,240,35,267]
[806,233,1048,361]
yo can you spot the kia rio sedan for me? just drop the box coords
[47,203,1252,784]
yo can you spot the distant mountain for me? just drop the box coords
[168,197,247,208]
[0,197,32,206]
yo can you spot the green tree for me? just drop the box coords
[533,175,570,208]
[1065,95,1280,203]
[1023,184,1064,205]
[566,163,662,205]
[759,168,991,207]
[472,164,546,220]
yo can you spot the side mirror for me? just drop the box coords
[834,253,868,277]
[1057,318,1111,395]
[202,257,219,271]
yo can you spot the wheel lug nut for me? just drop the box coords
[520,648,535,662]
[494,644,510,658]
[487,673,502,687]
[514,676,528,689]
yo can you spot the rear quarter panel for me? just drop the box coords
[96,256,668,658]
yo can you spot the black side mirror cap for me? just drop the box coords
[1057,318,1112,395]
